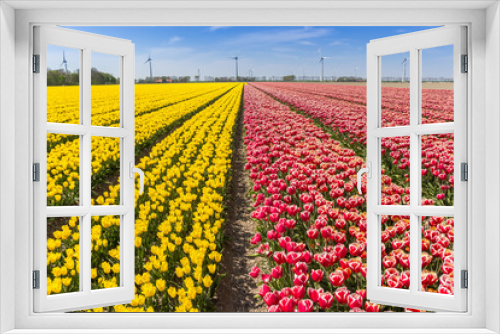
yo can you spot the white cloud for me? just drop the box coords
[298,40,315,46]
[330,39,350,46]
[166,36,182,45]
[225,27,331,46]
[271,46,296,53]
[208,26,230,32]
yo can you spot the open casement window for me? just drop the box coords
[33,26,140,312]
[364,26,467,312]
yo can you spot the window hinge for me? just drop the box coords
[461,270,468,289]
[33,270,40,289]
[33,163,40,182]
[33,54,40,73]
[461,54,468,74]
[461,162,468,181]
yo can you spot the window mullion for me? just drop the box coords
[80,47,92,294]
[409,47,421,295]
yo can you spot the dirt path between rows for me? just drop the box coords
[214,106,267,313]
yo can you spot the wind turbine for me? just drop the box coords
[228,56,239,81]
[60,51,68,74]
[144,55,153,82]
[401,56,409,82]
[319,56,330,82]
[354,66,359,79]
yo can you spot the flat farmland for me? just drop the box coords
[312,81,453,90]
[45,82,455,312]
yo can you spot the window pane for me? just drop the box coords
[46,216,80,295]
[46,45,80,124]
[421,133,454,206]
[421,45,454,124]
[380,136,410,205]
[380,215,411,290]
[420,216,454,295]
[91,52,121,127]
[91,215,121,290]
[47,134,80,206]
[91,137,121,206]
[381,52,410,127]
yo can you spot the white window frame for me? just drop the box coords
[33,26,136,312]
[0,1,499,333]
[365,26,467,312]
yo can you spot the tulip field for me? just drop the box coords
[45,80,455,313]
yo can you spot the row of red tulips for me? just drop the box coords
[250,82,455,207]
[243,85,455,312]
[262,82,453,124]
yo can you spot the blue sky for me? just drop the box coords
[48,26,453,80]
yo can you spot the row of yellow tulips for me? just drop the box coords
[46,83,237,207]
[47,83,232,151]
[46,83,244,313]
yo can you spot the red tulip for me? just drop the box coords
[318,292,334,310]
[306,228,319,240]
[259,284,271,297]
[329,270,346,287]
[387,274,403,288]
[279,287,292,299]
[349,243,364,256]
[349,307,365,312]
[382,255,397,269]
[348,258,362,273]
[356,289,367,299]
[293,273,309,286]
[311,269,324,282]
[291,285,306,299]
[401,271,410,287]
[334,287,350,304]
[320,226,333,239]
[263,291,280,306]
[333,244,348,258]
[251,232,262,244]
[365,302,381,312]
[286,251,301,265]
[347,293,363,309]
[279,297,296,312]
[272,251,286,265]
[271,265,283,279]
[301,251,313,263]
[249,266,260,278]
[308,287,323,303]
[285,219,297,230]
[268,305,280,312]
[293,262,308,275]
[297,299,314,312]
[300,211,311,222]
[391,238,404,250]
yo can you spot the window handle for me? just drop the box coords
[357,162,371,195]
[129,162,145,195]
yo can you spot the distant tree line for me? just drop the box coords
[336,76,366,82]
[136,76,191,83]
[47,68,118,86]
